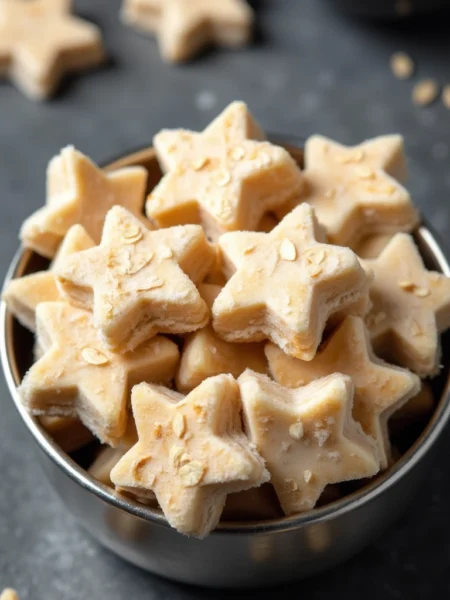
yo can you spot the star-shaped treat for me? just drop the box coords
[362,233,450,376]
[3,224,94,331]
[238,370,379,515]
[122,0,253,63]
[110,375,269,538]
[355,233,393,259]
[146,101,304,241]
[56,206,214,352]
[281,134,419,249]
[0,0,105,100]
[20,146,148,259]
[176,283,268,392]
[212,202,368,360]
[19,302,180,446]
[265,316,420,468]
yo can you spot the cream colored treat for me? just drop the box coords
[3,224,94,331]
[111,375,269,538]
[265,316,420,469]
[89,419,139,485]
[121,0,160,33]
[20,146,148,259]
[19,302,180,446]
[176,283,268,393]
[122,0,253,63]
[212,203,368,360]
[0,590,19,600]
[222,484,281,521]
[56,206,214,352]
[146,101,304,241]
[281,134,419,249]
[89,446,128,486]
[355,233,394,259]
[363,233,450,377]
[40,415,94,453]
[0,0,105,100]
[239,370,379,515]
[88,420,138,484]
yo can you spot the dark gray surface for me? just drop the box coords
[1,0,450,597]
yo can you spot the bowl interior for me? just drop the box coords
[3,143,450,533]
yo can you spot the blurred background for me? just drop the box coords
[1,0,450,598]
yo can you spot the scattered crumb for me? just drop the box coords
[390,52,414,80]
[442,85,450,110]
[412,79,440,107]
[195,90,217,112]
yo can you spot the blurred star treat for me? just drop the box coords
[121,0,253,63]
[0,590,19,600]
[0,0,105,100]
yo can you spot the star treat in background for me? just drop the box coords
[121,0,253,63]
[0,0,105,99]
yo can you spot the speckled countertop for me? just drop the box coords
[1,1,450,598]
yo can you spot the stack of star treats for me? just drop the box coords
[5,102,450,538]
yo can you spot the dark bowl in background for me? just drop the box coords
[328,0,448,19]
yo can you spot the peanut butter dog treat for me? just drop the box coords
[265,316,420,468]
[284,134,419,249]
[21,146,148,259]
[239,370,379,514]
[56,206,214,352]
[0,590,19,600]
[0,0,105,100]
[363,233,450,376]
[88,422,138,485]
[111,375,269,537]
[89,446,128,486]
[355,233,394,259]
[19,302,180,446]
[40,415,94,453]
[146,101,304,241]
[176,283,268,393]
[3,224,94,331]
[212,203,368,360]
[122,0,253,63]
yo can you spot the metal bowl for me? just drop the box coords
[2,144,450,588]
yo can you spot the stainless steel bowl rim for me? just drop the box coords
[2,156,450,537]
